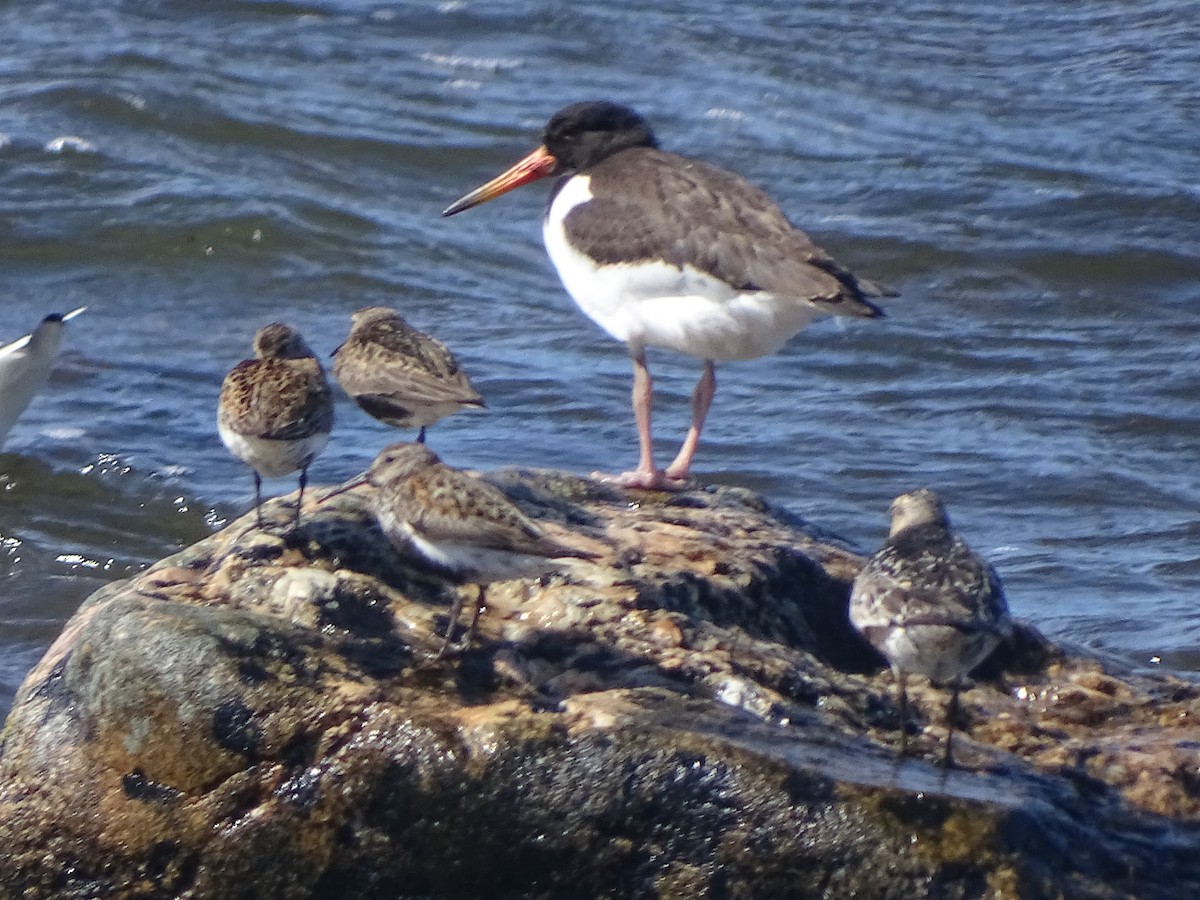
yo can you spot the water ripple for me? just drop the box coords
[0,0,1198,716]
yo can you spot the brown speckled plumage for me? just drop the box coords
[850,488,1010,767]
[217,323,334,529]
[557,147,887,317]
[332,307,483,442]
[348,442,596,659]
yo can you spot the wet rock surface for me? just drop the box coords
[1,468,1198,898]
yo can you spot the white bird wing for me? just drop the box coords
[0,307,84,445]
[0,332,33,361]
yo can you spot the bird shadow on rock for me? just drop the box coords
[6,468,1200,899]
[477,466,619,529]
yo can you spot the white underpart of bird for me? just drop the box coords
[0,307,86,450]
[443,101,890,490]
[543,176,818,362]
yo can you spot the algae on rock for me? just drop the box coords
[1,469,1198,898]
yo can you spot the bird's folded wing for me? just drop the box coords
[0,334,33,361]
[221,361,333,439]
[343,365,481,407]
[401,470,547,552]
[570,150,886,315]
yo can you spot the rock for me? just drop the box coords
[1,468,1198,898]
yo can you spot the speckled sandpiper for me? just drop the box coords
[849,488,1011,767]
[0,306,86,450]
[331,306,484,445]
[218,323,334,530]
[328,441,596,660]
[443,100,891,491]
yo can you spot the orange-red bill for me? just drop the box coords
[442,145,559,217]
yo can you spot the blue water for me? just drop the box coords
[2,0,1199,713]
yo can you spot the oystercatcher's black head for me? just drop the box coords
[443,101,657,217]
[541,101,657,172]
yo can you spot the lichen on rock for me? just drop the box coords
[1,468,1198,898]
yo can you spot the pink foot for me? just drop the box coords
[591,469,693,492]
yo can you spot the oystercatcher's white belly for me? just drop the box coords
[543,176,818,362]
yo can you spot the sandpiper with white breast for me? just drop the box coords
[444,101,891,490]
[328,442,596,660]
[0,306,86,451]
[331,306,484,445]
[849,488,1011,768]
[218,323,334,530]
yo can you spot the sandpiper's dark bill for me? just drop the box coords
[346,442,597,661]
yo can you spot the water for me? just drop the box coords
[1,0,1198,714]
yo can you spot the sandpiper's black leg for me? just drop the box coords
[417,425,428,444]
[253,472,264,528]
[942,677,962,769]
[433,588,469,662]
[461,584,487,651]
[896,668,909,756]
[295,466,308,532]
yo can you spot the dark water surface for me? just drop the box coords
[2,1,1198,713]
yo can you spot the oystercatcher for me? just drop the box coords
[444,101,891,490]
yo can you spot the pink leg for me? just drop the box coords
[664,361,715,481]
[631,349,656,476]
[592,349,689,491]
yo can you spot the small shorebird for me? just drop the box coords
[218,323,334,530]
[849,489,1011,767]
[443,100,891,490]
[331,306,484,444]
[328,442,596,659]
[0,306,86,450]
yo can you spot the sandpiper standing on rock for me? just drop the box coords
[443,100,891,491]
[218,323,334,530]
[327,442,596,660]
[0,306,87,451]
[331,306,484,445]
[849,488,1011,767]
